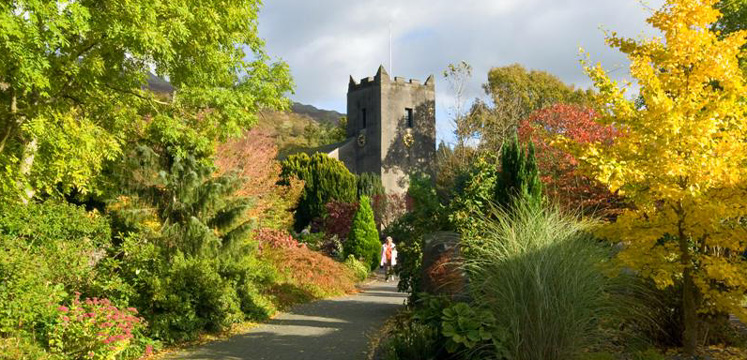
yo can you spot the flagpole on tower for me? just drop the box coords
[389,22,393,74]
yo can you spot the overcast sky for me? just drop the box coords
[257,0,664,143]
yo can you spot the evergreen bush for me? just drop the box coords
[280,153,357,231]
[345,196,381,270]
[148,255,244,343]
[357,172,385,198]
[495,135,542,209]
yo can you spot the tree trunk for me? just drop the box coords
[18,138,37,204]
[682,261,698,355]
[678,210,698,355]
[1,92,17,154]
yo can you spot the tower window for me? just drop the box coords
[405,108,414,128]
[362,108,367,128]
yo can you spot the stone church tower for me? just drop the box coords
[328,66,436,194]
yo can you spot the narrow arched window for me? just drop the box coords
[405,108,413,128]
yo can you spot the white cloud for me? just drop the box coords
[258,0,665,142]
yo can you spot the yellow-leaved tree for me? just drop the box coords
[574,0,747,353]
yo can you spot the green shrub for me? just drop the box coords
[0,336,53,360]
[0,201,112,340]
[104,234,276,344]
[218,257,278,321]
[579,352,617,360]
[298,231,327,251]
[357,172,385,198]
[386,174,449,294]
[344,255,369,282]
[345,196,380,270]
[280,153,357,231]
[449,155,499,251]
[463,203,610,360]
[380,321,442,360]
[450,137,542,253]
[0,200,111,248]
[0,200,111,294]
[148,255,243,343]
[412,293,453,327]
[0,236,65,337]
[633,349,666,360]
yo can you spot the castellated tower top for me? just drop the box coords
[348,65,435,92]
[327,65,436,194]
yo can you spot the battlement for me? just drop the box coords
[348,65,434,92]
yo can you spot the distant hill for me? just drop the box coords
[146,73,175,94]
[291,102,345,124]
[256,104,347,159]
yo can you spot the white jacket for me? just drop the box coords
[380,243,397,267]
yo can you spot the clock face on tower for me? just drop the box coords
[357,133,366,147]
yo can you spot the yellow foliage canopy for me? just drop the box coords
[575,0,747,318]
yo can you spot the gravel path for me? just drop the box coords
[165,277,406,360]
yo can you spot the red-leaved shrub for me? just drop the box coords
[262,246,356,306]
[253,228,303,251]
[324,201,358,240]
[519,104,624,216]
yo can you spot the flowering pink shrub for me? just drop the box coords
[49,293,144,359]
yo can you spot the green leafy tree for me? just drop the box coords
[435,141,479,203]
[280,153,357,231]
[345,196,380,271]
[449,155,500,242]
[387,173,450,293]
[0,0,292,202]
[460,64,594,152]
[715,0,747,73]
[450,137,542,229]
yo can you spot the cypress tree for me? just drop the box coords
[345,196,381,270]
[495,136,543,209]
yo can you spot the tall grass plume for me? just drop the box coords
[463,203,611,359]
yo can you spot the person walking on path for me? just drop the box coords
[380,236,397,282]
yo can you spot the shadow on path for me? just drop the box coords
[166,278,406,360]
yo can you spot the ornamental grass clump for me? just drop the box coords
[463,203,610,360]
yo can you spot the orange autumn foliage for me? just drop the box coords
[216,128,303,229]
